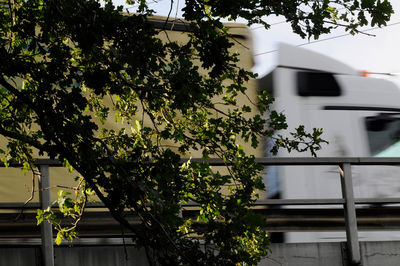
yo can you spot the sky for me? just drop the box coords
[111,0,400,84]
[251,1,400,80]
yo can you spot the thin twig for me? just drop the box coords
[15,162,39,221]
[121,226,129,261]
[161,0,174,43]
[228,35,250,50]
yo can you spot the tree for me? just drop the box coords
[0,0,393,265]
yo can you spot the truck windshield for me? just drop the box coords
[365,114,400,156]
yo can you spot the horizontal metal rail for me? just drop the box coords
[3,156,400,167]
[2,197,400,210]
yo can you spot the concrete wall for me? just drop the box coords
[54,246,149,266]
[360,241,400,266]
[2,245,148,266]
[0,247,40,266]
[3,241,400,266]
[262,242,345,266]
[263,241,400,266]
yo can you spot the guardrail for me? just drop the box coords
[3,157,400,265]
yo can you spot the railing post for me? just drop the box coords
[340,163,361,265]
[39,164,54,266]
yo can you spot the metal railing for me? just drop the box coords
[2,157,400,265]
[257,157,400,265]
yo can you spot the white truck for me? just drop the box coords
[259,43,400,242]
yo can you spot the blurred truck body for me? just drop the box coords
[260,43,400,242]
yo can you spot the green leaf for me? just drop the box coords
[36,209,44,225]
[55,232,63,245]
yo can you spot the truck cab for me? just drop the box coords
[259,43,400,242]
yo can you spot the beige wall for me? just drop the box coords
[0,17,260,203]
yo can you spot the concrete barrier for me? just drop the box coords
[3,241,400,266]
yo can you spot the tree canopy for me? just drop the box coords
[0,0,393,265]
